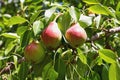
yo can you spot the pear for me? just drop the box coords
[65,23,87,48]
[24,41,45,64]
[41,21,62,49]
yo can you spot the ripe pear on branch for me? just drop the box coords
[24,41,45,64]
[41,14,62,49]
[65,23,87,48]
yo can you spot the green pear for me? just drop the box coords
[24,41,45,64]
[65,23,87,48]
[41,21,62,49]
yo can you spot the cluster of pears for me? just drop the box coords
[24,17,87,64]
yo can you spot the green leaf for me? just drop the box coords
[77,48,87,64]
[13,55,18,70]
[30,10,42,23]
[88,4,109,15]
[18,62,29,80]
[116,1,120,11]
[20,30,31,47]
[7,16,27,26]
[91,71,101,80]
[42,62,58,80]
[55,57,66,80]
[98,49,116,63]
[33,56,52,77]
[5,41,16,55]
[17,26,28,36]
[109,63,120,80]
[82,0,99,4]
[110,0,115,5]
[102,64,109,80]
[115,11,120,21]
[33,20,44,36]
[0,56,10,60]
[58,12,71,34]
[69,6,80,22]
[76,59,88,78]
[1,33,19,39]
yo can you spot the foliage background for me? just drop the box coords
[0,0,120,80]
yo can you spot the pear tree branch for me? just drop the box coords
[0,57,25,75]
[86,27,120,42]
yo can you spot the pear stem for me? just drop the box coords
[53,13,63,22]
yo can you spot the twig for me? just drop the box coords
[86,27,120,42]
[0,57,25,75]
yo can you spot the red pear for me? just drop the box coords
[65,23,87,48]
[41,21,62,49]
[24,41,45,64]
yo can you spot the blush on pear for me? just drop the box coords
[65,23,87,48]
[41,21,62,49]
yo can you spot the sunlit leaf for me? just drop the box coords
[13,55,18,70]
[77,48,87,64]
[82,0,99,4]
[116,1,120,11]
[115,11,120,21]
[20,0,25,3]
[109,63,120,80]
[98,49,116,63]
[45,7,56,18]
[17,26,28,36]
[33,20,44,36]
[1,33,19,39]
[0,56,10,60]
[5,41,16,55]
[88,4,109,15]
[79,14,93,27]
[7,16,27,26]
